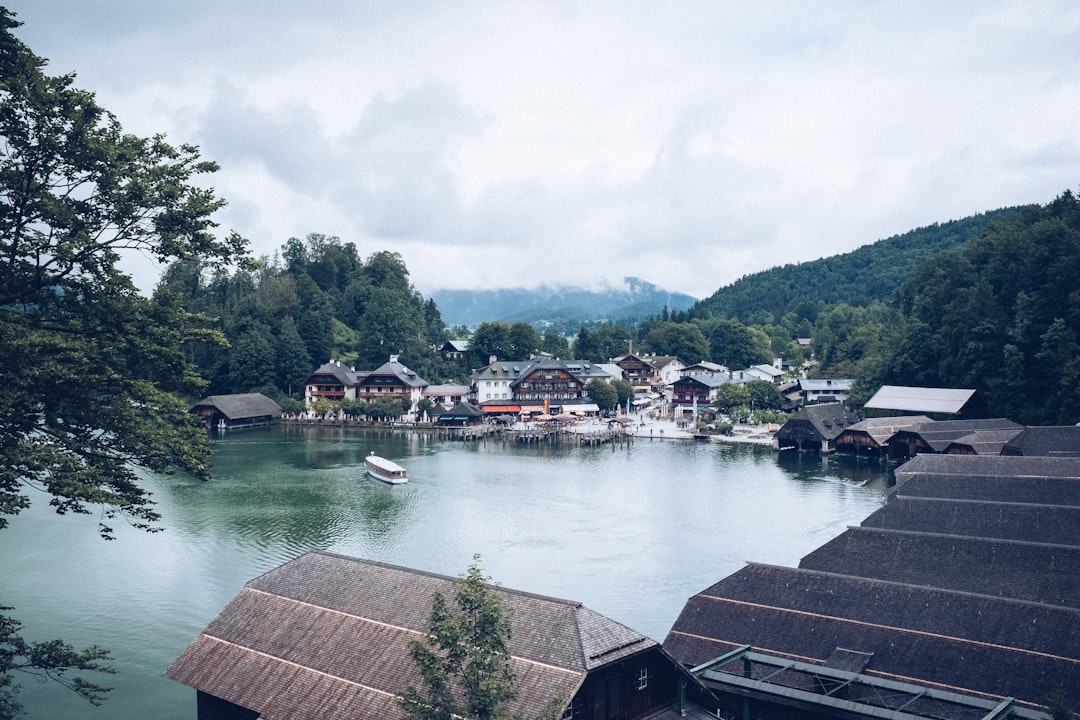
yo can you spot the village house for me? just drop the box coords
[744,362,785,386]
[167,552,722,720]
[679,360,727,377]
[647,355,685,387]
[798,377,852,405]
[612,352,656,390]
[669,373,730,415]
[354,355,429,416]
[470,356,613,415]
[421,382,470,411]
[438,339,468,361]
[303,359,362,405]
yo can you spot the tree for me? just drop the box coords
[508,322,542,360]
[0,10,247,715]
[399,557,518,720]
[586,379,618,412]
[611,378,635,411]
[642,322,709,364]
[542,328,570,358]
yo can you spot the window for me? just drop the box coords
[637,666,648,690]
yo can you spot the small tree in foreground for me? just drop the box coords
[399,557,518,720]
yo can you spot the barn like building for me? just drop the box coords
[167,552,722,720]
[663,454,1080,720]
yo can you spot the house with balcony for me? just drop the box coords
[613,353,656,390]
[670,373,730,415]
[355,355,429,417]
[798,377,852,405]
[303,360,363,405]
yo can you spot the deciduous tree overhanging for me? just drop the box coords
[0,7,248,716]
[399,558,519,720]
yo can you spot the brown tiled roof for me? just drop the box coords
[167,552,655,720]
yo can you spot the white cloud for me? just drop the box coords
[12,1,1080,299]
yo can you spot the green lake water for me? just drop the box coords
[0,425,890,719]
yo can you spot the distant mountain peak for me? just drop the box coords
[430,278,696,329]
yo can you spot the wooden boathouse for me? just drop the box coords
[774,403,861,453]
[663,454,1080,720]
[189,392,282,430]
[167,552,721,720]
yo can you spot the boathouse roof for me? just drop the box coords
[167,552,661,720]
[834,415,931,447]
[190,392,282,421]
[775,402,861,444]
[890,417,1023,453]
[863,385,975,414]
[664,454,1080,716]
[1002,425,1080,456]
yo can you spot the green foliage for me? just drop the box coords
[0,9,248,715]
[689,208,1025,324]
[586,379,618,412]
[711,383,750,414]
[611,378,635,410]
[701,318,771,369]
[0,609,116,716]
[641,322,709,364]
[399,558,518,720]
[874,190,1080,423]
[572,323,632,362]
[542,328,571,358]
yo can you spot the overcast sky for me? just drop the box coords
[12,2,1080,299]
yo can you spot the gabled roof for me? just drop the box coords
[835,415,931,446]
[306,360,362,386]
[863,385,975,414]
[438,400,484,418]
[471,359,532,381]
[777,402,861,441]
[167,552,656,720]
[798,378,852,392]
[943,426,1026,455]
[647,355,683,370]
[673,372,730,389]
[190,393,282,420]
[361,357,428,389]
[1002,426,1080,457]
[893,418,1023,452]
[665,454,1080,715]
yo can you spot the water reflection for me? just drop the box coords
[1,426,890,720]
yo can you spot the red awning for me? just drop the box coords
[481,405,521,413]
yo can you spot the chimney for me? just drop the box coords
[390,354,399,363]
[489,355,497,365]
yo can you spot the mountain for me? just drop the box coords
[430,277,697,329]
[688,206,1028,322]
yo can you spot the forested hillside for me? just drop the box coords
[865,190,1080,424]
[155,234,456,406]
[688,207,1025,323]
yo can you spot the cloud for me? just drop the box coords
[11,1,1080,299]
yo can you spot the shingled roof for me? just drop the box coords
[664,454,1080,716]
[190,392,282,420]
[167,552,657,720]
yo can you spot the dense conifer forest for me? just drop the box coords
[159,190,1079,426]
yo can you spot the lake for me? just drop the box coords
[0,425,890,719]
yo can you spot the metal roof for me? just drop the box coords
[863,385,975,414]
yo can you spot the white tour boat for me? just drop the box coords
[364,452,408,484]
